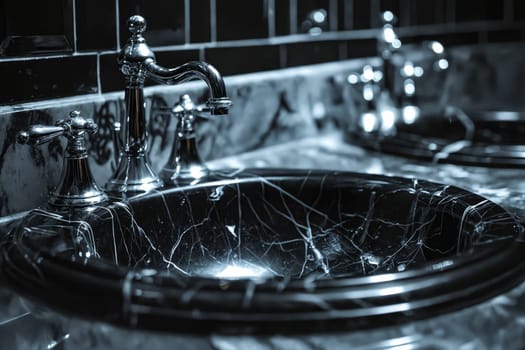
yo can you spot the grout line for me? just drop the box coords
[290,0,297,34]
[479,30,488,44]
[338,41,347,60]
[210,0,217,42]
[346,0,354,30]
[329,0,338,31]
[446,0,456,23]
[72,0,78,52]
[268,0,276,38]
[185,0,190,44]
[115,0,121,51]
[400,0,411,27]
[504,0,514,22]
[435,0,445,24]
[279,44,287,68]
[370,0,380,27]
[96,53,102,94]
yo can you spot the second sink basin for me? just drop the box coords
[2,169,524,333]
[351,109,525,167]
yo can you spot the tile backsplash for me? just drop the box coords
[0,0,523,104]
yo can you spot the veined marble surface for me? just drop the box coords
[1,132,525,349]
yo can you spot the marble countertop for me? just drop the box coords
[1,132,525,350]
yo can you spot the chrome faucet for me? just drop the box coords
[159,94,219,184]
[106,15,232,194]
[17,111,108,207]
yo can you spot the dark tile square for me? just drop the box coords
[0,1,6,40]
[412,0,446,25]
[205,45,280,75]
[3,0,65,36]
[0,35,72,57]
[189,0,211,42]
[76,0,117,51]
[352,0,372,29]
[487,29,522,43]
[216,0,269,41]
[276,0,291,36]
[0,55,98,104]
[119,0,185,47]
[337,0,353,30]
[99,53,121,93]
[285,40,342,67]
[297,0,331,33]
[403,31,479,46]
[515,0,525,20]
[456,0,503,22]
[345,38,377,58]
[1,0,73,57]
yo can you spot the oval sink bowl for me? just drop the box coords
[2,169,525,333]
[351,109,525,167]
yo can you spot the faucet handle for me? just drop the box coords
[161,94,231,120]
[159,94,226,184]
[18,111,107,208]
[18,111,97,148]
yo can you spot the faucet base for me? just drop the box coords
[49,192,108,208]
[160,164,209,185]
[105,154,163,194]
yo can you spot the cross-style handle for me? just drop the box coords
[17,111,107,208]
[18,111,97,149]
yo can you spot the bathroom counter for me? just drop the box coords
[1,132,525,350]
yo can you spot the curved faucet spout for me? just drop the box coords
[106,15,232,194]
[145,59,231,115]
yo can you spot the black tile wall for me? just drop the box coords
[215,0,269,41]
[402,32,480,46]
[456,0,504,22]
[352,0,372,29]
[487,29,523,43]
[0,0,523,105]
[119,0,185,47]
[99,53,122,93]
[515,0,525,20]
[189,0,211,42]
[4,1,65,36]
[285,40,342,67]
[206,45,280,75]
[1,0,72,57]
[337,0,352,30]
[345,38,377,58]
[413,0,446,25]
[76,0,117,51]
[0,55,97,104]
[276,0,292,35]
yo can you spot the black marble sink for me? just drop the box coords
[1,169,525,333]
[350,109,525,167]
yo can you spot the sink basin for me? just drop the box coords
[1,169,525,333]
[350,109,525,167]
